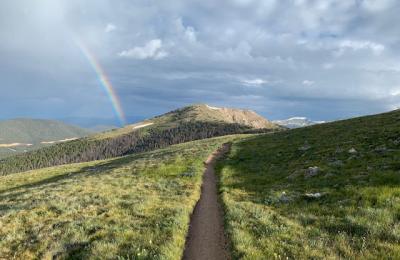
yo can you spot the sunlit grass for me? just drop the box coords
[218,111,400,259]
[0,135,243,259]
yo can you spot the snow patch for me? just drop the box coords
[206,105,221,110]
[0,143,33,148]
[287,117,307,120]
[41,138,78,144]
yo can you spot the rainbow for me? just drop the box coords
[74,38,126,126]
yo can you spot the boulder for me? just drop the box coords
[348,148,358,154]
[375,145,387,153]
[304,192,325,199]
[305,166,320,178]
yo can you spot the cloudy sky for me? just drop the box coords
[1,0,400,126]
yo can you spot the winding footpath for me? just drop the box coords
[183,144,231,260]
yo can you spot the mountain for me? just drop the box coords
[273,117,325,128]
[96,104,281,139]
[0,119,92,158]
[169,104,279,129]
[1,107,400,258]
[0,104,282,175]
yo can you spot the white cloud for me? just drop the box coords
[241,78,268,87]
[302,80,315,86]
[105,23,116,33]
[362,0,395,12]
[323,63,334,69]
[336,40,385,56]
[118,39,168,60]
[174,18,197,43]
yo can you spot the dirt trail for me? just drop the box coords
[183,143,231,260]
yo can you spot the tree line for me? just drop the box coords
[0,122,276,175]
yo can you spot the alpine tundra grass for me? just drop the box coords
[0,135,244,259]
[217,110,400,259]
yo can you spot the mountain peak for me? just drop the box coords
[273,117,325,128]
[173,103,279,129]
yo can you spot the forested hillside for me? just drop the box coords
[0,122,272,175]
[0,119,91,158]
[0,104,281,175]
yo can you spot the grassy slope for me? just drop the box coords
[0,135,245,259]
[217,110,400,259]
[0,119,91,158]
[93,104,281,140]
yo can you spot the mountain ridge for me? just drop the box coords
[0,118,92,158]
[0,104,281,175]
[273,117,326,128]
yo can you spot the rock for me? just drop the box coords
[305,166,320,178]
[279,192,291,203]
[348,148,358,154]
[304,192,324,199]
[180,172,195,177]
[375,145,387,153]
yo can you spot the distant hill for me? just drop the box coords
[0,119,92,158]
[273,117,325,128]
[95,104,281,139]
[0,104,282,175]
[89,125,118,132]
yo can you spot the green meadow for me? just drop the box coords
[0,135,242,259]
[217,111,400,259]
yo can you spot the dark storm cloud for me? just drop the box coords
[1,0,400,123]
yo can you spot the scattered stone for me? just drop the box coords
[375,145,387,153]
[180,172,195,177]
[279,192,292,203]
[348,148,358,154]
[305,166,320,178]
[304,192,324,199]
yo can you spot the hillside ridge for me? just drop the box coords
[0,118,91,158]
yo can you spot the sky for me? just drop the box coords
[1,0,400,126]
